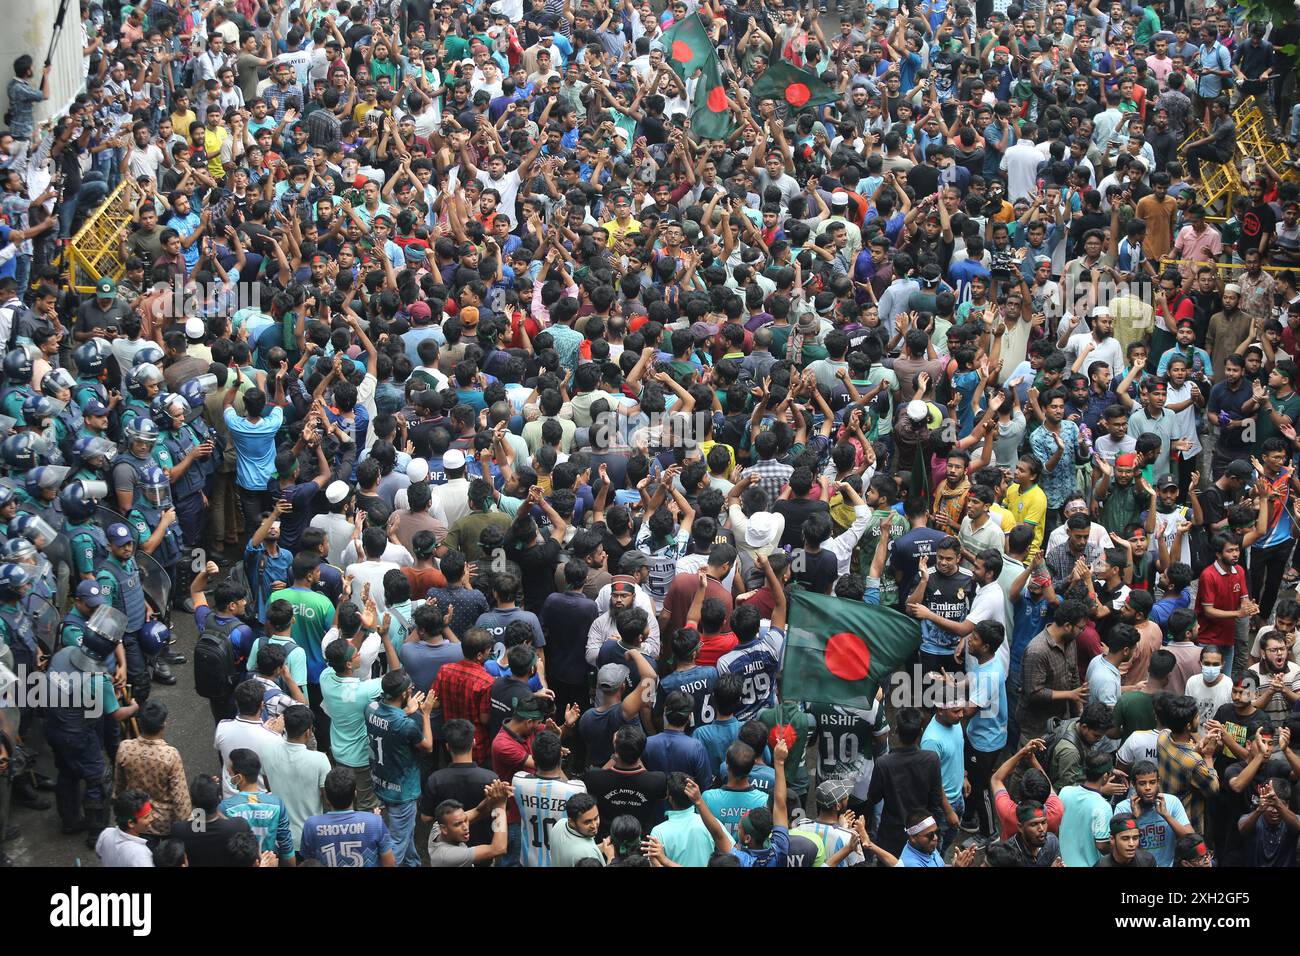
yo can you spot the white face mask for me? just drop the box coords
[1202,665,1222,683]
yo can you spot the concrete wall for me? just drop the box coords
[0,0,84,133]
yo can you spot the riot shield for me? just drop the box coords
[136,549,173,623]
[24,593,62,656]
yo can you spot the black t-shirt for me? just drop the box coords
[420,764,499,847]
[1242,202,1278,248]
[514,538,563,614]
[489,674,535,738]
[922,569,974,627]
[580,766,668,839]
[793,549,840,595]
[76,300,134,336]
[906,163,941,200]
[775,498,831,550]
[169,816,252,867]
[1212,703,1269,777]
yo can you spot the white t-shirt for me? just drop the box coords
[1184,673,1233,727]
[511,773,587,867]
[477,168,522,227]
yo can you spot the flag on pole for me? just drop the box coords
[660,13,714,81]
[782,589,921,709]
[691,53,735,140]
[750,59,840,111]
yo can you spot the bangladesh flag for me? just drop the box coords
[750,59,839,111]
[783,589,921,709]
[660,13,714,80]
[691,53,735,140]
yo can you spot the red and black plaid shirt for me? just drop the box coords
[435,660,495,764]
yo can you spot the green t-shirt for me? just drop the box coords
[1113,690,1157,739]
[267,586,336,684]
[320,670,384,768]
[365,699,425,804]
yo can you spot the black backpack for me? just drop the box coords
[194,613,241,700]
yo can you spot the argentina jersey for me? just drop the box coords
[512,773,588,868]
[716,626,785,722]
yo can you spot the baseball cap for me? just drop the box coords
[184,317,206,340]
[596,663,630,692]
[511,695,546,720]
[1156,474,1178,490]
[76,580,106,607]
[459,306,479,328]
[83,399,110,416]
[690,321,719,341]
[443,448,467,470]
[816,779,851,808]
[408,301,432,322]
[1225,460,1254,480]
[106,523,133,546]
[95,277,117,298]
[618,550,649,573]
[326,480,351,504]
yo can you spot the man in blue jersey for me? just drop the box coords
[656,628,718,731]
[366,669,438,867]
[716,554,788,722]
[300,767,397,867]
[689,736,792,866]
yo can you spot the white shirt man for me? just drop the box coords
[1001,138,1045,203]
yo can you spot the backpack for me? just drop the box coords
[194,613,241,699]
[1040,715,1081,778]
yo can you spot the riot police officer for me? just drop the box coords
[127,465,184,591]
[19,396,66,465]
[95,523,171,697]
[112,417,163,516]
[121,363,164,434]
[0,431,51,477]
[59,580,115,657]
[38,368,83,459]
[70,342,115,416]
[68,435,115,484]
[44,605,138,844]
[153,392,214,599]
[0,348,35,424]
[60,479,111,583]
[16,465,66,527]
[0,485,16,536]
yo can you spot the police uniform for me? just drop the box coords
[158,421,205,551]
[44,644,121,833]
[95,553,151,703]
[66,520,109,580]
[119,397,151,433]
[111,450,155,512]
[0,383,35,425]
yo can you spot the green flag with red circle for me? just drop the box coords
[660,13,714,81]
[750,59,840,112]
[690,53,735,140]
[783,588,921,709]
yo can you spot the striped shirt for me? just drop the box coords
[512,773,588,867]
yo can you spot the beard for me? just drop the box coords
[1095,328,1112,340]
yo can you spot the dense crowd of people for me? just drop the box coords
[2,0,1300,870]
